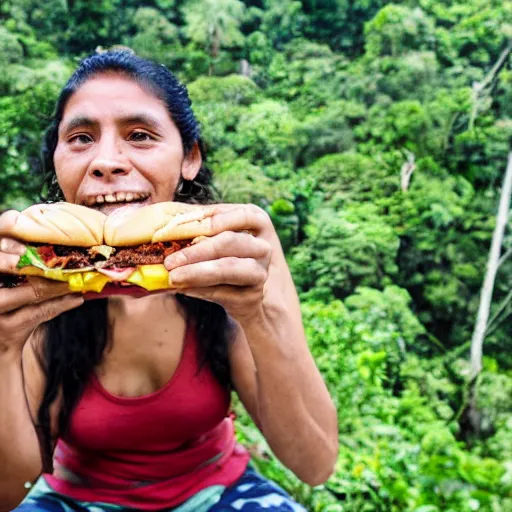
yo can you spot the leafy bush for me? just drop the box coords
[290,204,400,299]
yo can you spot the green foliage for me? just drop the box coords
[188,74,259,104]
[0,25,23,66]
[124,7,180,67]
[302,0,386,54]
[364,5,436,58]
[259,0,308,50]
[60,0,128,54]
[181,0,245,60]
[290,204,400,299]
[261,39,348,110]
[386,173,493,346]
[227,100,304,165]
[356,100,434,156]
[0,69,66,208]
[296,152,398,208]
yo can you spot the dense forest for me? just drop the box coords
[1,0,512,510]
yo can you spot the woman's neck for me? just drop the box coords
[108,292,181,320]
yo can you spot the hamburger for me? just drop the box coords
[0,202,213,297]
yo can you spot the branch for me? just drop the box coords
[479,39,512,91]
[498,246,512,269]
[470,152,512,378]
[485,288,512,336]
[468,39,512,130]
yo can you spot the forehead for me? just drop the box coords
[61,74,171,123]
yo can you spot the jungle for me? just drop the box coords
[0,0,511,510]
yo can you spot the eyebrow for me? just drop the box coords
[61,113,165,135]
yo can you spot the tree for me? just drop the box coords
[289,204,400,300]
[364,5,436,58]
[182,0,245,71]
[302,0,386,54]
[124,7,180,67]
[470,152,512,378]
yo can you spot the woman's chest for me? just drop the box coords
[67,321,231,451]
[95,313,187,398]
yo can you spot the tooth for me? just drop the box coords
[132,192,142,200]
[116,192,126,202]
[125,192,134,202]
[105,194,116,203]
[86,197,95,206]
[96,195,105,204]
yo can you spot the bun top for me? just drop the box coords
[104,202,213,246]
[2,201,216,248]
[7,203,106,247]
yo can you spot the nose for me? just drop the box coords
[88,138,130,180]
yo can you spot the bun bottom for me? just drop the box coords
[19,264,174,294]
[83,284,172,300]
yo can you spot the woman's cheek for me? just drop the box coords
[55,158,85,202]
[136,157,182,200]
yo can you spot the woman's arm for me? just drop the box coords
[0,227,82,509]
[0,344,43,510]
[164,204,338,485]
[229,309,338,486]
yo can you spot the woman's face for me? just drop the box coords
[54,73,201,215]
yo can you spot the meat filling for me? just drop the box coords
[32,241,190,270]
[104,241,189,268]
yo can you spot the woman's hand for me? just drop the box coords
[163,204,276,323]
[0,212,84,356]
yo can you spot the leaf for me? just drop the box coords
[16,246,45,270]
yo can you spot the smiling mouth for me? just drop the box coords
[85,192,151,208]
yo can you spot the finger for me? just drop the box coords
[0,252,23,274]
[155,204,271,242]
[27,277,73,301]
[13,294,84,328]
[165,232,271,270]
[169,258,267,288]
[0,237,26,256]
[173,285,251,304]
[0,210,20,237]
[0,280,71,315]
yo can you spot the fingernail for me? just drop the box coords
[169,269,184,285]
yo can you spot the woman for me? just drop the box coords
[0,51,338,511]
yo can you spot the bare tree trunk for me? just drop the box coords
[400,151,416,192]
[470,152,512,378]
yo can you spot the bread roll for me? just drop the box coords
[104,202,207,246]
[152,210,216,242]
[9,203,105,247]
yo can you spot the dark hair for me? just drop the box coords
[36,51,232,471]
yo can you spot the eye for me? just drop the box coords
[130,131,154,142]
[69,134,93,145]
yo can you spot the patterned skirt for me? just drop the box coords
[14,466,307,512]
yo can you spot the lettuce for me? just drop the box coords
[16,246,45,270]
[16,246,93,273]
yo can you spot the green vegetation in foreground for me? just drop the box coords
[1,0,511,510]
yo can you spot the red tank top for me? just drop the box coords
[44,322,250,510]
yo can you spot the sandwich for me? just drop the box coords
[0,202,213,297]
